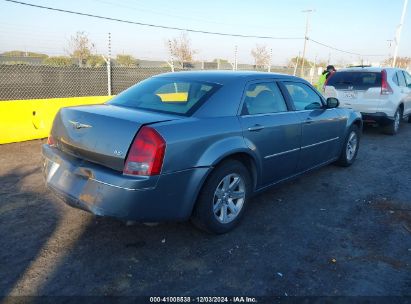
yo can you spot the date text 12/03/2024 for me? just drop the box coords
[149,297,257,303]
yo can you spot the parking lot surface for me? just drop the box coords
[1,124,410,297]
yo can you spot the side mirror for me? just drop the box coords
[326,97,339,108]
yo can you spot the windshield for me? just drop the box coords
[327,71,382,90]
[108,77,221,115]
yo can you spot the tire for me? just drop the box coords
[336,125,360,167]
[408,114,411,123]
[191,160,252,234]
[383,108,401,135]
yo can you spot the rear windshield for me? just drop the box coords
[108,78,221,115]
[327,72,381,90]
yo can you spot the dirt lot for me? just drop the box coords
[1,124,411,297]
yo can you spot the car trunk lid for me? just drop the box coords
[52,104,180,171]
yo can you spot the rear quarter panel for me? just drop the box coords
[152,116,258,174]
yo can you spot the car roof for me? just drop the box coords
[153,70,302,84]
[336,67,402,73]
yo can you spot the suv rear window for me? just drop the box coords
[108,78,221,115]
[326,72,382,90]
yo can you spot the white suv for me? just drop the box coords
[323,67,411,135]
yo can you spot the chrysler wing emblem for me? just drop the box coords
[68,120,92,130]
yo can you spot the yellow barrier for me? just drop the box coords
[0,96,112,144]
[157,92,188,102]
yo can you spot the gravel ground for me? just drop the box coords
[0,123,410,298]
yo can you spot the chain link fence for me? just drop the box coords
[0,57,320,101]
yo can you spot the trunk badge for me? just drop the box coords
[114,150,123,156]
[68,120,92,129]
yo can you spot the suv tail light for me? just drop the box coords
[123,126,166,176]
[47,135,56,146]
[381,69,393,95]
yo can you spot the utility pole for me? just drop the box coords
[310,54,317,84]
[293,52,301,76]
[393,0,408,67]
[387,39,393,66]
[300,9,314,77]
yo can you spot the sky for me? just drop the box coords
[0,0,410,65]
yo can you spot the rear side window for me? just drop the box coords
[243,82,288,115]
[327,72,382,90]
[284,82,323,111]
[397,71,407,87]
[108,78,220,115]
[404,71,411,87]
[392,74,399,86]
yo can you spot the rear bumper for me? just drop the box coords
[361,112,394,125]
[42,144,211,221]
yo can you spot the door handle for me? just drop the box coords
[305,117,313,124]
[248,124,265,132]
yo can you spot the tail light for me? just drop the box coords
[381,69,393,95]
[47,135,56,146]
[123,126,166,176]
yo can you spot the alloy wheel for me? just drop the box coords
[213,173,246,224]
[346,131,358,161]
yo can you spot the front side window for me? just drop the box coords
[108,78,220,115]
[284,82,323,111]
[242,82,288,115]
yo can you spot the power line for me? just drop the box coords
[3,0,387,58]
[2,0,302,40]
[309,38,385,57]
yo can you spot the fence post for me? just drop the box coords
[268,48,272,72]
[107,58,112,96]
[102,55,112,96]
[105,32,112,96]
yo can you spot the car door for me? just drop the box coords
[399,71,411,116]
[239,80,301,187]
[281,81,345,172]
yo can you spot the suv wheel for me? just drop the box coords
[336,125,360,167]
[383,108,401,135]
[191,160,251,234]
[408,114,411,123]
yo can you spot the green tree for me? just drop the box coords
[251,45,270,68]
[167,33,197,68]
[67,31,95,67]
[43,56,73,67]
[116,54,137,67]
[288,56,314,68]
[86,54,106,67]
